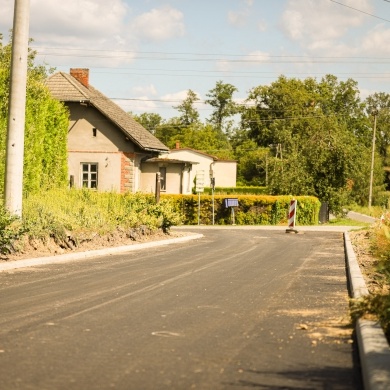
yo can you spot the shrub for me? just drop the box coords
[0,206,26,255]
[164,194,320,226]
[351,220,390,341]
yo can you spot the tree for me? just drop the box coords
[130,112,164,135]
[205,81,238,133]
[365,93,390,162]
[173,89,200,126]
[0,34,69,196]
[167,123,233,160]
[240,75,380,211]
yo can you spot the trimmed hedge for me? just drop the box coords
[200,186,268,195]
[163,194,321,226]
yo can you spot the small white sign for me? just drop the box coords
[196,170,205,193]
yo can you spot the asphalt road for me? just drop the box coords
[0,228,362,390]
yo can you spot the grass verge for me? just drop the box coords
[0,189,182,256]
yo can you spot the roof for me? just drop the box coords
[46,72,168,153]
[169,147,237,163]
[143,157,199,165]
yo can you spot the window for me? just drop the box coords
[92,128,97,137]
[81,163,98,189]
[159,167,166,191]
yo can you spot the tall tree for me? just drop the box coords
[205,81,238,133]
[170,123,233,159]
[0,35,68,196]
[173,89,200,126]
[131,112,164,135]
[240,75,381,211]
[365,92,390,157]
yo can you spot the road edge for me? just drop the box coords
[0,233,204,272]
[344,232,390,390]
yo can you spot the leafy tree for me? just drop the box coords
[173,89,200,126]
[0,34,68,197]
[205,81,238,133]
[240,75,381,211]
[168,123,233,159]
[234,139,269,186]
[130,112,164,135]
[366,92,390,161]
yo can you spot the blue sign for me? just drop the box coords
[224,198,239,208]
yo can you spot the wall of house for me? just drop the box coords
[66,103,145,192]
[166,150,213,187]
[139,163,157,193]
[213,161,237,187]
[68,151,122,192]
[139,163,184,194]
[166,150,237,188]
[67,103,136,153]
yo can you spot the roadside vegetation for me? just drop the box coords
[0,189,182,257]
[351,219,390,341]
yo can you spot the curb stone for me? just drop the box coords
[344,232,390,390]
[0,233,204,272]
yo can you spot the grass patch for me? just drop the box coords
[0,188,182,255]
[351,221,390,341]
[326,217,370,227]
[346,204,384,218]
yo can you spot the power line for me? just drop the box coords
[33,47,390,63]
[329,0,390,23]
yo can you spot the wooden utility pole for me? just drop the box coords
[4,0,30,217]
[368,110,378,208]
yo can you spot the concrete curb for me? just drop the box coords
[0,233,204,272]
[344,232,390,390]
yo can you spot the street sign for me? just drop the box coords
[195,170,205,193]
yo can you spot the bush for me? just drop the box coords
[0,206,26,255]
[164,194,320,226]
[199,186,268,195]
[351,220,390,341]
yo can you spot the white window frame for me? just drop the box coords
[159,166,167,191]
[81,163,98,189]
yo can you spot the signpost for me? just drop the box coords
[196,170,205,225]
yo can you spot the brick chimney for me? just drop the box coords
[175,141,180,149]
[70,68,89,88]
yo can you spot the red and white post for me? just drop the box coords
[286,199,298,233]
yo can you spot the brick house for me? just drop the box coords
[46,68,170,193]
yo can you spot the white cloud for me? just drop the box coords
[257,20,267,32]
[228,10,249,28]
[131,6,185,42]
[161,90,191,104]
[117,97,158,114]
[132,84,158,97]
[30,0,129,43]
[281,0,372,51]
[361,25,390,56]
[246,50,271,63]
[0,0,137,67]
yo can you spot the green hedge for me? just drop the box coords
[200,186,268,195]
[163,194,321,226]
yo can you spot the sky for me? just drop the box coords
[2,0,390,121]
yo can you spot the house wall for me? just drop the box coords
[213,161,237,187]
[166,149,237,188]
[66,103,146,192]
[67,103,136,153]
[165,150,213,187]
[68,151,122,192]
[139,163,185,194]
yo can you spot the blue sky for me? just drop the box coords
[2,0,390,120]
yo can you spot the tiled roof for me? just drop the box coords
[46,72,169,152]
[143,157,199,164]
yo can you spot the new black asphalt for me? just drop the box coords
[0,228,364,389]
